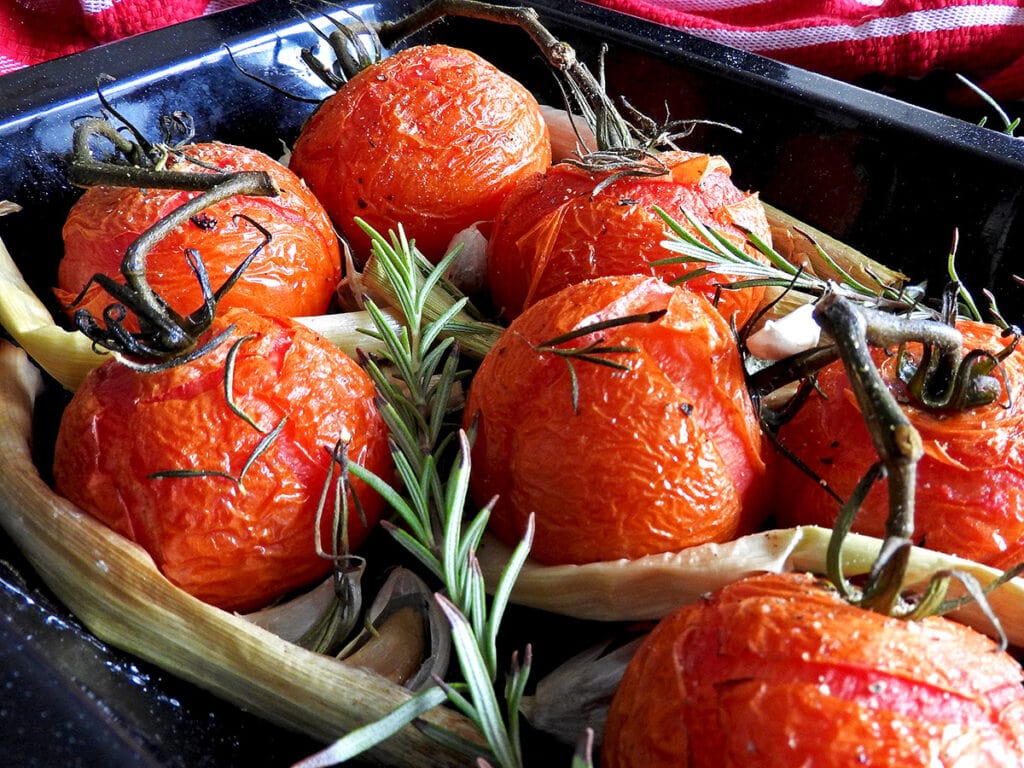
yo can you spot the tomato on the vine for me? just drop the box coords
[463,274,768,565]
[52,308,392,612]
[771,319,1024,570]
[485,151,771,324]
[288,44,551,263]
[602,571,1024,768]
[56,141,342,327]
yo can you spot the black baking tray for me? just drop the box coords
[2,1,1024,766]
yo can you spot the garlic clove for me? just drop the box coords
[521,635,644,746]
[338,567,451,691]
[243,556,366,654]
[745,302,821,360]
[540,104,596,161]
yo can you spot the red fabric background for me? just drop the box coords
[0,0,253,75]
[587,0,1024,99]
[0,0,1022,100]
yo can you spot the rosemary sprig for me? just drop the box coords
[224,334,265,432]
[357,217,504,360]
[652,206,924,312]
[531,310,667,414]
[295,226,535,768]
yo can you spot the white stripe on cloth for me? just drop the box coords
[80,0,116,12]
[0,54,26,75]
[631,0,776,10]
[670,4,1024,51]
[204,0,254,11]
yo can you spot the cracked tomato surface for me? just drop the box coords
[463,274,768,565]
[771,318,1024,570]
[602,572,1024,768]
[486,151,771,325]
[53,308,392,612]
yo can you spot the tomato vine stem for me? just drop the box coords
[811,289,1019,637]
[813,291,922,614]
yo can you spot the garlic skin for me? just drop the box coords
[540,105,596,161]
[443,223,489,295]
[745,302,821,360]
[476,526,1024,648]
[337,567,451,692]
[522,637,643,745]
[242,557,365,654]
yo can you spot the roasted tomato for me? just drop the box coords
[57,141,342,327]
[771,319,1024,570]
[463,274,768,565]
[485,151,771,325]
[602,571,1024,768]
[288,44,551,263]
[52,308,392,612]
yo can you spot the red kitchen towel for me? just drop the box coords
[587,0,1024,100]
[0,0,254,75]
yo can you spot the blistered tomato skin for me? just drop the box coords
[463,275,768,565]
[288,44,551,263]
[602,572,1024,768]
[57,142,343,325]
[52,308,392,612]
[772,319,1024,570]
[486,151,771,325]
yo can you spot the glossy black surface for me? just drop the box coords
[1,0,1023,765]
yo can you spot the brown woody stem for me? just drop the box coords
[812,291,924,614]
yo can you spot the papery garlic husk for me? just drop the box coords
[477,527,1024,647]
[243,556,366,654]
[540,104,597,161]
[296,309,401,360]
[521,636,644,746]
[443,223,489,295]
[338,567,451,692]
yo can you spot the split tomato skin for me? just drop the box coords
[57,141,342,325]
[288,44,551,263]
[772,319,1024,570]
[463,275,768,565]
[52,308,392,612]
[485,151,771,325]
[602,572,1024,768]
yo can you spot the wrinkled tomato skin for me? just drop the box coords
[463,275,768,565]
[602,572,1024,768]
[486,151,770,325]
[57,142,342,326]
[772,320,1024,570]
[52,308,392,612]
[288,44,551,263]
